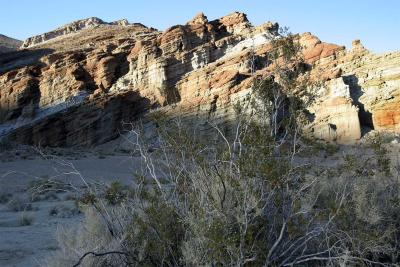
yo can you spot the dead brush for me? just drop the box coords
[28,176,73,201]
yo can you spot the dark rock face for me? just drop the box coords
[0,34,22,53]
[7,91,150,147]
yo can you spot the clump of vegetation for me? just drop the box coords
[19,213,34,226]
[7,196,33,212]
[49,204,81,218]
[0,192,13,204]
[301,137,340,157]
[367,132,392,176]
[44,207,122,267]
[320,146,399,254]
[368,131,399,144]
[104,181,128,205]
[28,176,71,201]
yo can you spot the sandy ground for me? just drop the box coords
[0,155,141,191]
[0,153,142,267]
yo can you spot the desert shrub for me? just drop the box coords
[19,213,34,226]
[44,207,126,267]
[367,131,399,144]
[301,137,340,157]
[7,196,33,212]
[0,192,13,204]
[28,176,72,200]
[49,121,400,266]
[367,133,392,175]
[313,150,400,264]
[105,181,128,205]
[77,191,98,205]
[49,204,81,218]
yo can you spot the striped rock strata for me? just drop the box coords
[0,13,398,146]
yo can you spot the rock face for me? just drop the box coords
[310,78,361,143]
[310,39,400,140]
[0,13,399,146]
[0,34,22,53]
[21,17,131,48]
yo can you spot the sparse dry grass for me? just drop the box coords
[19,213,34,226]
[6,196,33,212]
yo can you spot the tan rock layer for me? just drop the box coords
[0,12,399,146]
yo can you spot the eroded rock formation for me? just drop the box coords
[310,78,361,143]
[310,39,400,139]
[0,13,399,146]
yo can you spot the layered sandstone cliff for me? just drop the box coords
[0,13,399,146]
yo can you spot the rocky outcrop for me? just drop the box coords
[300,32,345,64]
[6,90,149,146]
[218,12,252,34]
[345,51,400,133]
[310,39,400,140]
[0,66,40,120]
[21,17,131,48]
[0,34,22,53]
[310,78,361,143]
[0,12,399,146]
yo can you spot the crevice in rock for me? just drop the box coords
[10,68,42,121]
[208,95,219,116]
[113,52,130,84]
[343,75,374,136]
[72,65,97,92]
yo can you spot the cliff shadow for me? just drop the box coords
[163,57,189,104]
[0,48,54,74]
[113,52,130,84]
[4,90,152,147]
[343,74,374,136]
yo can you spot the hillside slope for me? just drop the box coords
[0,13,399,146]
[0,34,22,53]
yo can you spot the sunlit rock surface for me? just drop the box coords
[0,13,399,146]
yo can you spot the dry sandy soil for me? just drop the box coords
[0,148,141,267]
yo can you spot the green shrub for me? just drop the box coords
[19,213,34,226]
[104,181,127,205]
[0,192,12,204]
[77,191,97,205]
[368,133,392,175]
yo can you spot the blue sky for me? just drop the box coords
[1,0,399,52]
